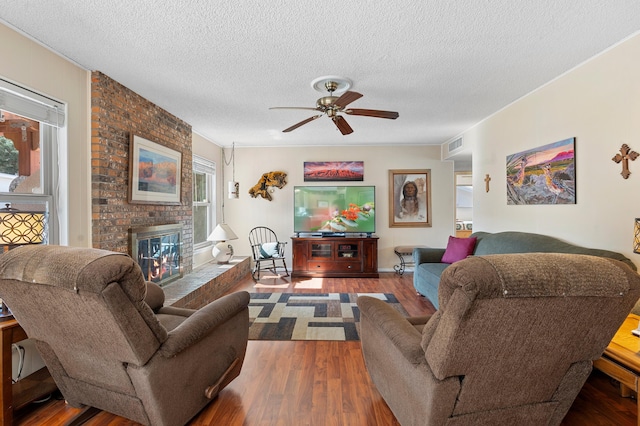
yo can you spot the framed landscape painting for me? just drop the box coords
[388,169,432,227]
[303,161,364,181]
[129,135,182,205]
[506,137,575,205]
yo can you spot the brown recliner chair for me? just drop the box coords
[0,245,250,426]
[358,253,640,426]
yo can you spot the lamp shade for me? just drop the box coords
[207,223,238,242]
[634,218,640,254]
[0,204,46,245]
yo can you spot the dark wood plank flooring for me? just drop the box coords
[12,272,638,425]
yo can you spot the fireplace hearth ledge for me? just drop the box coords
[161,256,250,309]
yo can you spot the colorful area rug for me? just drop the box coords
[248,292,408,341]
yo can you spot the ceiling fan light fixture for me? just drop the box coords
[325,81,338,93]
[270,76,398,135]
[316,96,338,108]
[310,76,352,94]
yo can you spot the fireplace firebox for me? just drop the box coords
[129,224,183,286]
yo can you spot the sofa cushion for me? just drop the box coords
[414,263,451,309]
[441,236,477,264]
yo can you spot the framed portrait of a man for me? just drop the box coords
[388,169,432,227]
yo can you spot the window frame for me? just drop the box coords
[0,106,64,246]
[192,156,216,251]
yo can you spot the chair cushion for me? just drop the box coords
[441,236,477,264]
[156,313,188,332]
[259,242,279,258]
[144,281,165,311]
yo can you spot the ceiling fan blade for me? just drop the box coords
[332,116,353,135]
[333,91,363,108]
[270,107,320,111]
[344,108,399,119]
[282,115,322,132]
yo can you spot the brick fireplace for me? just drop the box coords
[91,71,193,276]
[90,72,251,307]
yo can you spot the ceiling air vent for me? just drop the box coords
[448,137,463,153]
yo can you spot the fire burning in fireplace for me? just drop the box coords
[129,224,183,286]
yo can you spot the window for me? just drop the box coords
[0,78,65,246]
[192,156,216,249]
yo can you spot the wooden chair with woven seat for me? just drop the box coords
[248,226,289,280]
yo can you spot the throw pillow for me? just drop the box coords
[441,236,477,264]
[259,242,279,259]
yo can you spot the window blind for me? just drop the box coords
[0,78,65,127]
[193,156,215,175]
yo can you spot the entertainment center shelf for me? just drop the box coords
[291,236,379,278]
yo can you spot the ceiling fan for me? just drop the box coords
[269,77,399,135]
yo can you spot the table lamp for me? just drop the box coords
[0,203,46,250]
[207,223,238,264]
[0,203,46,318]
[634,218,640,254]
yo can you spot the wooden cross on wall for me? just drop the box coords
[612,144,639,179]
[484,174,491,192]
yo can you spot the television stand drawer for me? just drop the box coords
[307,261,361,273]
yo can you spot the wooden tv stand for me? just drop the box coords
[291,236,379,278]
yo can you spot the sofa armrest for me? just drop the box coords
[158,291,250,357]
[413,247,446,265]
[357,296,425,364]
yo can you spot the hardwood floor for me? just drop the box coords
[12,272,639,425]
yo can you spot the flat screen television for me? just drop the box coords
[294,186,375,235]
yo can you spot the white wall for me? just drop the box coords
[223,145,454,271]
[467,32,640,267]
[0,24,90,247]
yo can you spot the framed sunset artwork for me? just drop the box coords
[129,135,182,205]
[303,161,364,181]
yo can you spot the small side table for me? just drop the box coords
[0,318,57,425]
[593,313,640,426]
[393,246,426,275]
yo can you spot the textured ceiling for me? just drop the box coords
[1,1,640,151]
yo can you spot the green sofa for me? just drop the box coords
[413,231,636,308]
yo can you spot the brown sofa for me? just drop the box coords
[358,253,640,425]
[0,245,250,426]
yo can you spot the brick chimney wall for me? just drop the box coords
[91,71,193,274]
